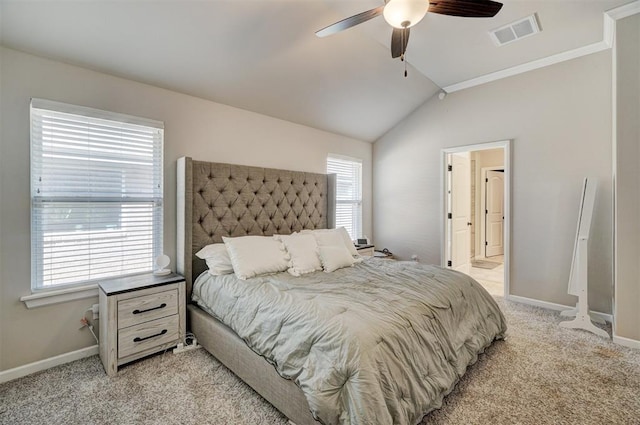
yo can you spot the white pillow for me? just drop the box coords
[302,227,359,258]
[222,236,290,280]
[275,233,322,276]
[318,245,356,272]
[312,229,347,249]
[195,243,234,275]
[335,227,359,257]
[307,229,360,272]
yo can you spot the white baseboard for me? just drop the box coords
[506,294,613,323]
[0,344,99,384]
[613,335,640,350]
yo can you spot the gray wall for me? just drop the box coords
[614,14,640,341]
[373,50,613,313]
[0,47,373,371]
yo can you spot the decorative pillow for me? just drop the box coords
[311,229,348,249]
[195,243,234,275]
[302,227,359,258]
[318,245,356,272]
[335,227,360,257]
[307,229,360,271]
[222,236,290,280]
[275,233,322,277]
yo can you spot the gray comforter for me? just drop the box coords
[192,259,506,425]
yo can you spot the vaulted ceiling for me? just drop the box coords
[0,0,631,141]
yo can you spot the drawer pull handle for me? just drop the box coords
[133,329,167,343]
[132,303,167,315]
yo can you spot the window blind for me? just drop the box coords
[30,99,164,289]
[327,155,362,240]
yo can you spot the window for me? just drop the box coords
[327,155,362,240]
[30,99,164,290]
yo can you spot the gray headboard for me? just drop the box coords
[177,157,336,296]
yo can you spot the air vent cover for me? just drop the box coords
[490,14,541,46]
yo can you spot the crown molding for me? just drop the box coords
[606,0,640,20]
[443,1,640,94]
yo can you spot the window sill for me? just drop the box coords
[20,284,99,309]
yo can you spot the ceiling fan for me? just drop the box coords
[316,0,503,64]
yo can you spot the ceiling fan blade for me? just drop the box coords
[316,6,384,38]
[428,0,503,18]
[391,27,410,59]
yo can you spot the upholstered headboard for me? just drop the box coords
[177,157,336,296]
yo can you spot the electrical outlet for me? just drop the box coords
[91,303,99,320]
[173,339,201,354]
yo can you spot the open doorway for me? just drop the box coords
[442,141,510,298]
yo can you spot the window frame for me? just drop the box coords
[327,154,363,240]
[29,99,164,293]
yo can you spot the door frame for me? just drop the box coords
[441,140,511,299]
[480,166,505,258]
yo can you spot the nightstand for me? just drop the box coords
[356,244,375,256]
[99,273,185,376]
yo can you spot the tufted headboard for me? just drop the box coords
[177,157,336,296]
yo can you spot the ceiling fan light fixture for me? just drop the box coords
[383,0,430,29]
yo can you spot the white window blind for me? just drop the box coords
[327,155,362,240]
[30,99,164,290]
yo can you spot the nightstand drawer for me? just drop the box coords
[118,289,178,329]
[118,314,179,358]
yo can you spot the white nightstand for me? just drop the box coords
[356,244,375,256]
[99,273,185,376]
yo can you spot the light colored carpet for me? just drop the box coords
[1,296,639,425]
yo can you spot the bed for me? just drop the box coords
[176,157,506,425]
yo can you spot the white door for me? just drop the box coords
[451,153,471,270]
[485,170,504,257]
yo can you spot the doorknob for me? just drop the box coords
[467,222,472,226]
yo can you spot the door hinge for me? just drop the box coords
[485,209,488,214]
[447,260,452,267]
[486,178,488,182]
[447,212,452,219]
[447,164,452,172]
[485,241,488,246]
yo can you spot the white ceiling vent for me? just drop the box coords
[490,14,541,46]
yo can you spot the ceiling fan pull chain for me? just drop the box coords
[404,51,408,77]
[403,28,408,77]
